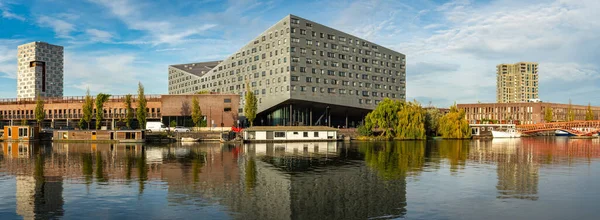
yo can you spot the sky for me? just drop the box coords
[1,0,599,107]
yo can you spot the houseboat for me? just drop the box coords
[2,126,39,142]
[243,126,338,142]
[53,130,146,143]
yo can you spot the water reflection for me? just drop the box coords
[1,139,600,219]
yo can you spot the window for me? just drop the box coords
[314,132,319,137]
[275,132,286,137]
[224,98,231,103]
[303,132,309,137]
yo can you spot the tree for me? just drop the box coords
[567,99,575,121]
[585,103,594,121]
[544,107,553,123]
[425,108,443,137]
[35,95,45,126]
[170,120,177,128]
[395,101,426,140]
[196,91,210,94]
[191,96,203,127]
[244,89,257,126]
[124,94,134,128]
[95,93,111,129]
[438,104,471,139]
[364,98,403,138]
[137,82,148,129]
[80,88,94,129]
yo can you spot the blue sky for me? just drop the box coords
[1,0,599,107]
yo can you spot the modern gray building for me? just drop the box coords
[168,14,406,127]
[17,41,64,100]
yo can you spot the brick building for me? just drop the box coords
[0,94,239,129]
[458,102,600,125]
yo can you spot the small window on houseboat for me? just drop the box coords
[314,132,319,137]
[274,132,285,137]
[303,132,308,137]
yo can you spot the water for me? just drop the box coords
[1,138,600,220]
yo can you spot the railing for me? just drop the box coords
[0,112,161,120]
[517,120,600,136]
[0,94,162,105]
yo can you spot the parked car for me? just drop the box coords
[41,127,54,133]
[119,126,132,130]
[172,126,191,132]
[146,121,167,132]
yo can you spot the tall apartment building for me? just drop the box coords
[169,15,406,127]
[17,42,64,100]
[496,62,538,103]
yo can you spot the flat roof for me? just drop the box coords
[244,126,338,131]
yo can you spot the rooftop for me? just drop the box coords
[170,61,222,77]
[244,126,338,131]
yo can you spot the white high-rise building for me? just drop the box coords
[17,42,64,100]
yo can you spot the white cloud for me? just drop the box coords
[2,10,25,21]
[37,15,75,39]
[0,39,23,79]
[85,28,113,43]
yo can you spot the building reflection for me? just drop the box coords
[2,142,64,219]
[469,138,600,201]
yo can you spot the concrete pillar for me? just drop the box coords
[345,113,348,128]
[309,109,312,126]
[112,118,115,130]
[290,104,293,126]
[51,119,55,128]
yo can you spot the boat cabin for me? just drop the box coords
[53,130,145,143]
[243,126,338,142]
[2,126,39,142]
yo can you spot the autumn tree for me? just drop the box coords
[567,99,575,121]
[395,101,426,140]
[544,107,553,123]
[364,98,403,138]
[191,96,203,127]
[124,94,134,128]
[95,93,111,129]
[80,88,94,129]
[585,103,594,121]
[244,90,257,126]
[438,104,471,139]
[137,82,147,129]
[425,108,443,137]
[35,95,45,126]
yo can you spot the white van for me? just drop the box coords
[146,121,167,132]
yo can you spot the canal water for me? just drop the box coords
[1,138,599,219]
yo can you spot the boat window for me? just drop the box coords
[275,132,285,138]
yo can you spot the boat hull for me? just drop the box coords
[492,130,522,138]
[555,130,575,136]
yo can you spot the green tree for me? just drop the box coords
[170,120,177,128]
[438,104,471,139]
[35,95,45,126]
[124,94,134,128]
[364,98,403,138]
[137,82,148,129]
[544,107,553,123]
[567,99,575,121]
[585,103,594,121]
[244,89,257,126]
[95,93,111,129]
[80,88,94,129]
[425,108,443,137]
[191,96,203,127]
[196,91,210,94]
[395,101,426,140]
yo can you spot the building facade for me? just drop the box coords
[496,62,538,103]
[17,42,64,100]
[0,94,239,129]
[168,14,406,127]
[458,102,600,125]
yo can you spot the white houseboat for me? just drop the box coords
[243,126,338,142]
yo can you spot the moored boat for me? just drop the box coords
[181,137,199,142]
[555,130,574,136]
[492,128,522,138]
